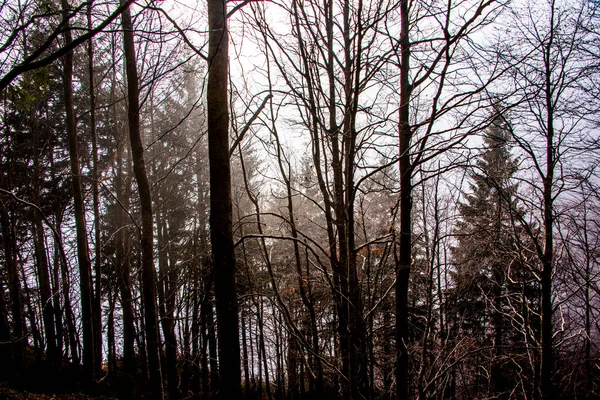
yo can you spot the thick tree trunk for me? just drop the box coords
[120,2,164,398]
[207,0,242,397]
[396,1,412,399]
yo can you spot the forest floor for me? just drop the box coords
[0,349,134,399]
[4,348,197,399]
[0,370,146,399]
[0,381,115,399]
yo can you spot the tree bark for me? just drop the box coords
[120,2,164,398]
[396,1,412,399]
[207,0,242,397]
[31,125,57,366]
[87,0,103,377]
[541,13,555,396]
[61,0,95,383]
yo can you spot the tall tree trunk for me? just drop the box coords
[87,0,103,378]
[206,0,241,396]
[540,21,555,398]
[120,2,164,398]
[31,124,57,367]
[115,161,136,380]
[396,1,412,399]
[540,107,554,400]
[115,157,136,379]
[61,0,95,383]
[110,33,136,379]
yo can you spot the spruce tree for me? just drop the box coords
[451,113,538,398]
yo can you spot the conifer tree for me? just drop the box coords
[451,113,538,398]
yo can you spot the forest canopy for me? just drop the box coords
[0,0,599,399]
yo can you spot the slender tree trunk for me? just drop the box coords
[197,272,220,399]
[115,169,136,379]
[541,27,555,398]
[51,232,63,360]
[120,2,163,398]
[54,222,79,364]
[110,37,136,379]
[199,299,209,397]
[256,314,263,400]
[31,124,55,363]
[87,1,103,378]
[583,215,592,396]
[31,125,57,367]
[156,210,180,399]
[0,277,10,372]
[241,313,251,398]
[270,100,324,398]
[287,316,299,400]
[32,221,57,365]
[540,128,554,400]
[61,0,95,383]
[258,299,273,400]
[249,315,256,398]
[107,287,117,376]
[207,0,241,396]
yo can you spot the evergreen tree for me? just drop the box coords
[451,113,539,398]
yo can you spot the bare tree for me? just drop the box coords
[120,1,164,397]
[61,0,96,384]
[207,0,242,397]
[493,1,597,396]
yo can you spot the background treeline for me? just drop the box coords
[0,0,598,399]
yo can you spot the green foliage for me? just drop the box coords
[7,68,53,114]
